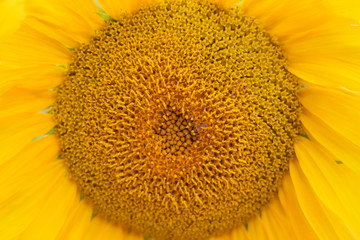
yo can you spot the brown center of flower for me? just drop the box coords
[154,105,201,156]
[53,0,302,239]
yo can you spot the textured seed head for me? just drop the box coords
[53,0,302,239]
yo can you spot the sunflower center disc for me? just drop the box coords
[54,0,302,239]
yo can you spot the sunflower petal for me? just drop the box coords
[299,86,360,147]
[241,0,360,91]
[25,0,103,48]
[295,138,360,237]
[107,224,143,240]
[288,58,360,92]
[228,227,251,240]
[278,174,319,240]
[210,222,250,240]
[0,0,25,42]
[246,215,268,240]
[214,0,240,8]
[0,88,55,117]
[97,0,159,19]
[290,158,358,239]
[55,195,92,240]
[82,216,114,240]
[300,109,360,174]
[261,197,296,239]
[0,136,59,200]
[0,24,70,66]
[15,164,77,239]
[0,113,54,165]
[0,65,65,91]
[82,215,143,240]
[0,161,69,239]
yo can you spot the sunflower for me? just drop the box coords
[1,0,360,239]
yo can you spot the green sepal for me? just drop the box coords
[97,9,114,22]
[298,133,310,140]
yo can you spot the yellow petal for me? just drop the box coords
[15,164,77,239]
[97,0,159,19]
[278,174,319,239]
[227,227,250,240]
[0,161,68,239]
[246,215,268,240]
[241,0,360,91]
[0,113,54,165]
[0,76,14,97]
[25,0,103,48]
[55,203,92,240]
[107,223,143,240]
[300,109,360,174]
[214,0,240,8]
[0,65,65,91]
[0,0,25,42]
[82,215,142,240]
[325,0,360,20]
[82,216,114,240]
[210,222,250,240]
[0,88,55,118]
[288,57,360,92]
[299,86,360,147]
[0,24,71,66]
[290,159,358,239]
[295,138,360,237]
[0,136,59,200]
[261,197,296,239]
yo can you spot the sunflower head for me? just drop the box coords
[53,0,302,238]
[2,0,359,239]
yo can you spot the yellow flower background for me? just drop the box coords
[1,0,360,239]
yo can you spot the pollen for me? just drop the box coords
[53,0,302,239]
